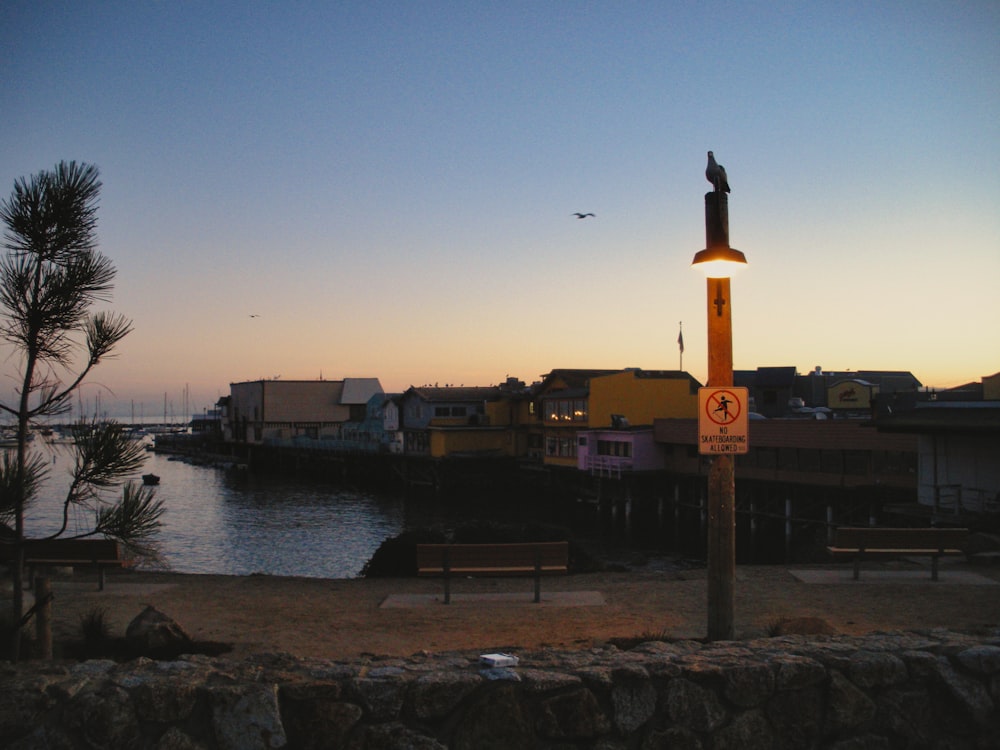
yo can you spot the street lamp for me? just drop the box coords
[692,152,747,641]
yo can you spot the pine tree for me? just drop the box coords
[0,161,163,659]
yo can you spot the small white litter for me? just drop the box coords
[479,653,519,668]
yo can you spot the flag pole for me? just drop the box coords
[677,321,684,371]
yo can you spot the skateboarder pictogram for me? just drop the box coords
[705,390,741,426]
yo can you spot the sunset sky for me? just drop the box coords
[2,2,998,419]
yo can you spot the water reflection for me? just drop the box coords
[23,445,406,579]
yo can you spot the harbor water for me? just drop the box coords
[24,445,407,578]
[21,441,668,578]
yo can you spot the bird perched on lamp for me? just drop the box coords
[705,151,730,193]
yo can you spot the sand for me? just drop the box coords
[28,557,1000,661]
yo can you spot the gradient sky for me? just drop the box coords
[2,1,998,419]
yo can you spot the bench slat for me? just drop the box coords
[828,548,964,556]
[831,528,967,550]
[0,539,122,562]
[417,566,568,576]
[416,542,568,570]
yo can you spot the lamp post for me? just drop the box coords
[693,152,747,641]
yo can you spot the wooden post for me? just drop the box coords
[35,577,52,659]
[706,273,736,641]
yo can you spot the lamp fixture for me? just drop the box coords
[691,246,748,277]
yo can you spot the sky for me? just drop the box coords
[1,1,998,419]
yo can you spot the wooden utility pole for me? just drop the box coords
[704,190,736,641]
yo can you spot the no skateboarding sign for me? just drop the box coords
[698,387,749,455]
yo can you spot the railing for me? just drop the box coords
[586,455,633,478]
[934,484,1000,516]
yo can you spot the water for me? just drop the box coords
[19,440,681,578]
[22,443,407,578]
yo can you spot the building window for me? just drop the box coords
[405,431,429,453]
[597,440,632,457]
[545,435,578,457]
[544,398,588,423]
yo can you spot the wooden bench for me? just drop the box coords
[416,541,569,604]
[0,538,125,591]
[827,527,968,581]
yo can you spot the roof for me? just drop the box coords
[875,402,1000,435]
[537,369,623,392]
[340,378,384,405]
[751,367,798,387]
[405,386,503,403]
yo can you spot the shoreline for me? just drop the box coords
[18,560,1000,662]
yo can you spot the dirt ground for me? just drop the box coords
[20,558,1000,661]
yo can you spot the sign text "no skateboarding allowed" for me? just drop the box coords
[698,387,749,455]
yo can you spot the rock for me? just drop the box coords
[962,532,1000,558]
[210,684,287,750]
[125,606,193,656]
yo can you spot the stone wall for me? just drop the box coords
[2,630,998,749]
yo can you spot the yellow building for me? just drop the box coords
[535,369,701,467]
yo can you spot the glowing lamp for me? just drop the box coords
[691,246,748,277]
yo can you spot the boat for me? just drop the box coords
[142,473,160,486]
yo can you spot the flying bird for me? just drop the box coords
[249,314,260,318]
[573,212,595,219]
[705,151,730,193]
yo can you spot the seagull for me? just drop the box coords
[705,151,730,193]
[573,212,595,219]
[249,314,260,318]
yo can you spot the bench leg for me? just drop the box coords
[98,566,106,591]
[533,552,542,603]
[443,551,451,604]
[853,556,861,581]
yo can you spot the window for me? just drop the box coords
[434,405,468,417]
[546,435,577,457]
[406,431,429,453]
[544,398,588,423]
[597,440,632,458]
